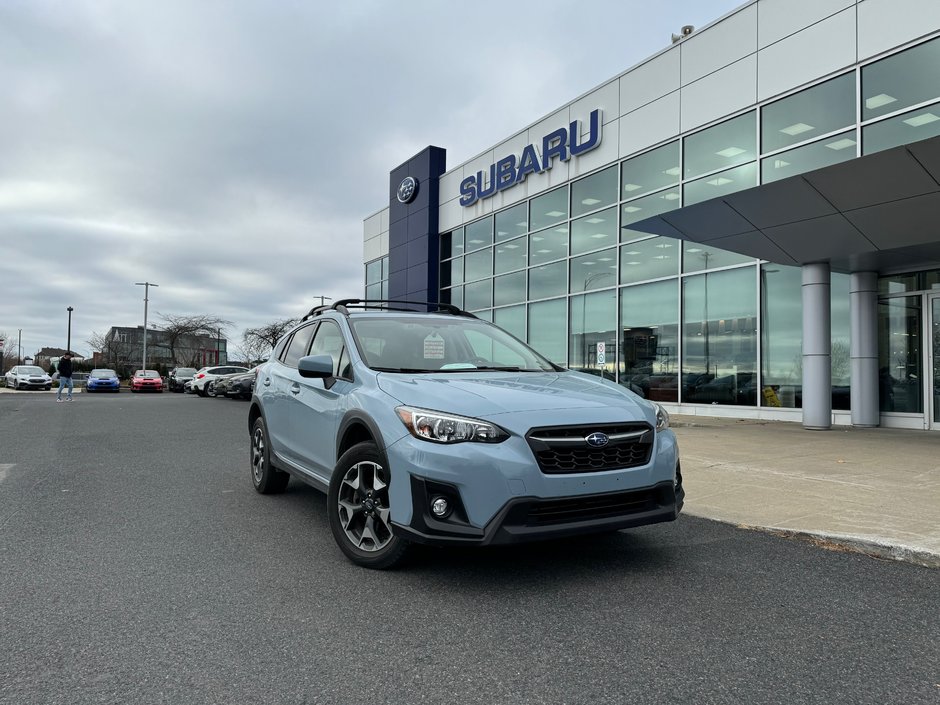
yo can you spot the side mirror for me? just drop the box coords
[297,354,334,379]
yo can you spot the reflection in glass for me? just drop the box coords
[762,73,855,153]
[493,304,526,341]
[682,267,758,405]
[862,36,940,121]
[493,271,526,307]
[761,130,857,183]
[495,203,528,243]
[684,111,756,179]
[366,283,381,301]
[464,280,492,311]
[440,286,463,309]
[569,289,617,378]
[863,100,940,155]
[366,259,382,285]
[440,228,464,259]
[465,217,493,252]
[682,243,754,273]
[620,238,680,284]
[440,257,463,287]
[464,248,492,282]
[621,142,680,199]
[529,261,567,300]
[571,165,618,219]
[529,187,568,231]
[571,207,617,256]
[760,265,801,408]
[933,298,940,424]
[683,162,757,205]
[570,249,617,293]
[620,280,678,401]
[494,236,528,274]
[528,298,567,365]
[830,273,850,411]
[878,296,922,413]
[528,225,569,265]
[621,188,681,242]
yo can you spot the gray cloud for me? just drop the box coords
[0,0,741,358]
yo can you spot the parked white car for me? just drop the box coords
[190,365,249,397]
[5,365,53,390]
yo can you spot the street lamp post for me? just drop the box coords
[18,329,22,366]
[66,306,74,355]
[135,282,159,371]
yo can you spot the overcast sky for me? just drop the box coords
[0,0,743,360]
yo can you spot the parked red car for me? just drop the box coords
[130,370,164,392]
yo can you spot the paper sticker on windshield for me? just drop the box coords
[423,332,445,359]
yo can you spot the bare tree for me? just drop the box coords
[242,318,298,361]
[158,313,233,366]
[0,329,18,372]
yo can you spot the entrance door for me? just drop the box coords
[931,295,940,430]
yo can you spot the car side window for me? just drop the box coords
[308,320,345,377]
[282,324,316,368]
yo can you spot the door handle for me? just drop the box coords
[290,383,301,395]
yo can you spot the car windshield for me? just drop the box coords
[136,371,160,378]
[174,368,196,376]
[19,366,45,375]
[90,369,117,378]
[350,316,558,373]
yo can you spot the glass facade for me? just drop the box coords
[365,255,389,301]
[422,33,940,415]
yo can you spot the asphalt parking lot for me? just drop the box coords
[1,393,937,705]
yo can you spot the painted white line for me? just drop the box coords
[0,464,15,484]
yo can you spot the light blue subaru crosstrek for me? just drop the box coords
[249,299,683,569]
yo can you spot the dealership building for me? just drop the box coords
[363,0,940,431]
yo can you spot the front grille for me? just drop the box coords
[525,487,659,525]
[526,422,653,474]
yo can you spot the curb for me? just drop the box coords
[754,525,940,569]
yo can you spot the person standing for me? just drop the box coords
[56,353,74,402]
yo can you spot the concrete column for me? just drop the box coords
[850,272,879,427]
[802,263,831,430]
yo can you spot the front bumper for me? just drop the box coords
[383,427,681,546]
[394,477,683,546]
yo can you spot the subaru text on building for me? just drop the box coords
[248,300,682,569]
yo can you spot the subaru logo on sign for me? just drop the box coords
[397,176,418,204]
[585,432,609,448]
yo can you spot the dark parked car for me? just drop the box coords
[211,367,258,400]
[167,367,197,392]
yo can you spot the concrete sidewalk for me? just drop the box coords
[671,415,940,568]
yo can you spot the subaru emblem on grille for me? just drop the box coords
[585,432,609,448]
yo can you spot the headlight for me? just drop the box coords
[655,403,670,431]
[396,406,508,444]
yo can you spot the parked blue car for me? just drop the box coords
[249,300,682,569]
[85,369,121,393]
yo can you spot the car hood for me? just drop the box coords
[375,370,651,420]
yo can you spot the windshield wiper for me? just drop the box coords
[446,366,525,372]
[371,367,435,374]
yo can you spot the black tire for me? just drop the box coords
[250,417,289,494]
[196,384,207,397]
[328,442,410,570]
[206,382,217,398]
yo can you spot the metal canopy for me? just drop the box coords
[628,134,940,275]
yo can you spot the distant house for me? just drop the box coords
[99,326,227,375]
[34,347,84,370]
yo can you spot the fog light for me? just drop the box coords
[430,497,449,517]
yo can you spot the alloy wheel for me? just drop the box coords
[251,426,265,484]
[336,461,392,552]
